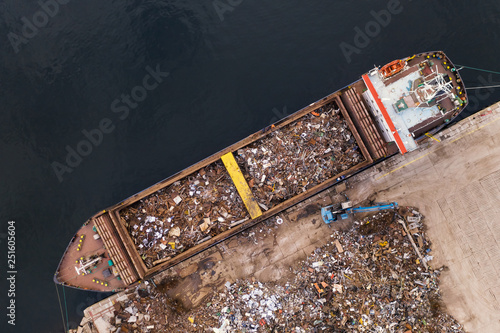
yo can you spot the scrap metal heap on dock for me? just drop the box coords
[102,207,465,332]
[235,103,364,208]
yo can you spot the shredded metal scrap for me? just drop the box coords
[109,207,465,332]
[120,161,248,268]
[236,104,364,208]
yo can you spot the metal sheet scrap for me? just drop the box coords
[235,103,364,208]
[120,161,248,268]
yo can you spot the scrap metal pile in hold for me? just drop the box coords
[120,161,248,268]
[236,104,364,208]
[109,207,465,332]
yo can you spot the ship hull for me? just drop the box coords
[55,51,467,292]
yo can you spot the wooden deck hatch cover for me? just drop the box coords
[338,90,388,160]
[93,213,141,286]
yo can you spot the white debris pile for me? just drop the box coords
[191,207,465,332]
[108,207,466,333]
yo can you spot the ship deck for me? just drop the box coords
[55,220,127,292]
[361,52,466,153]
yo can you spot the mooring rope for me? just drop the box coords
[455,64,500,76]
[464,84,500,90]
[454,64,500,91]
[62,285,70,332]
[54,283,68,332]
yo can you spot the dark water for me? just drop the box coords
[0,1,499,332]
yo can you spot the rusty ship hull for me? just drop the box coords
[54,51,467,292]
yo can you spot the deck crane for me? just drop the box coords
[321,201,398,224]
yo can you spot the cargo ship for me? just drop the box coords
[54,51,467,292]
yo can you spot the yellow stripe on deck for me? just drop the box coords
[221,152,262,219]
[425,132,441,142]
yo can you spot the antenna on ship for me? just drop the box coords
[405,63,454,107]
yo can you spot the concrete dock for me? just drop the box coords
[348,101,500,332]
[76,101,500,333]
